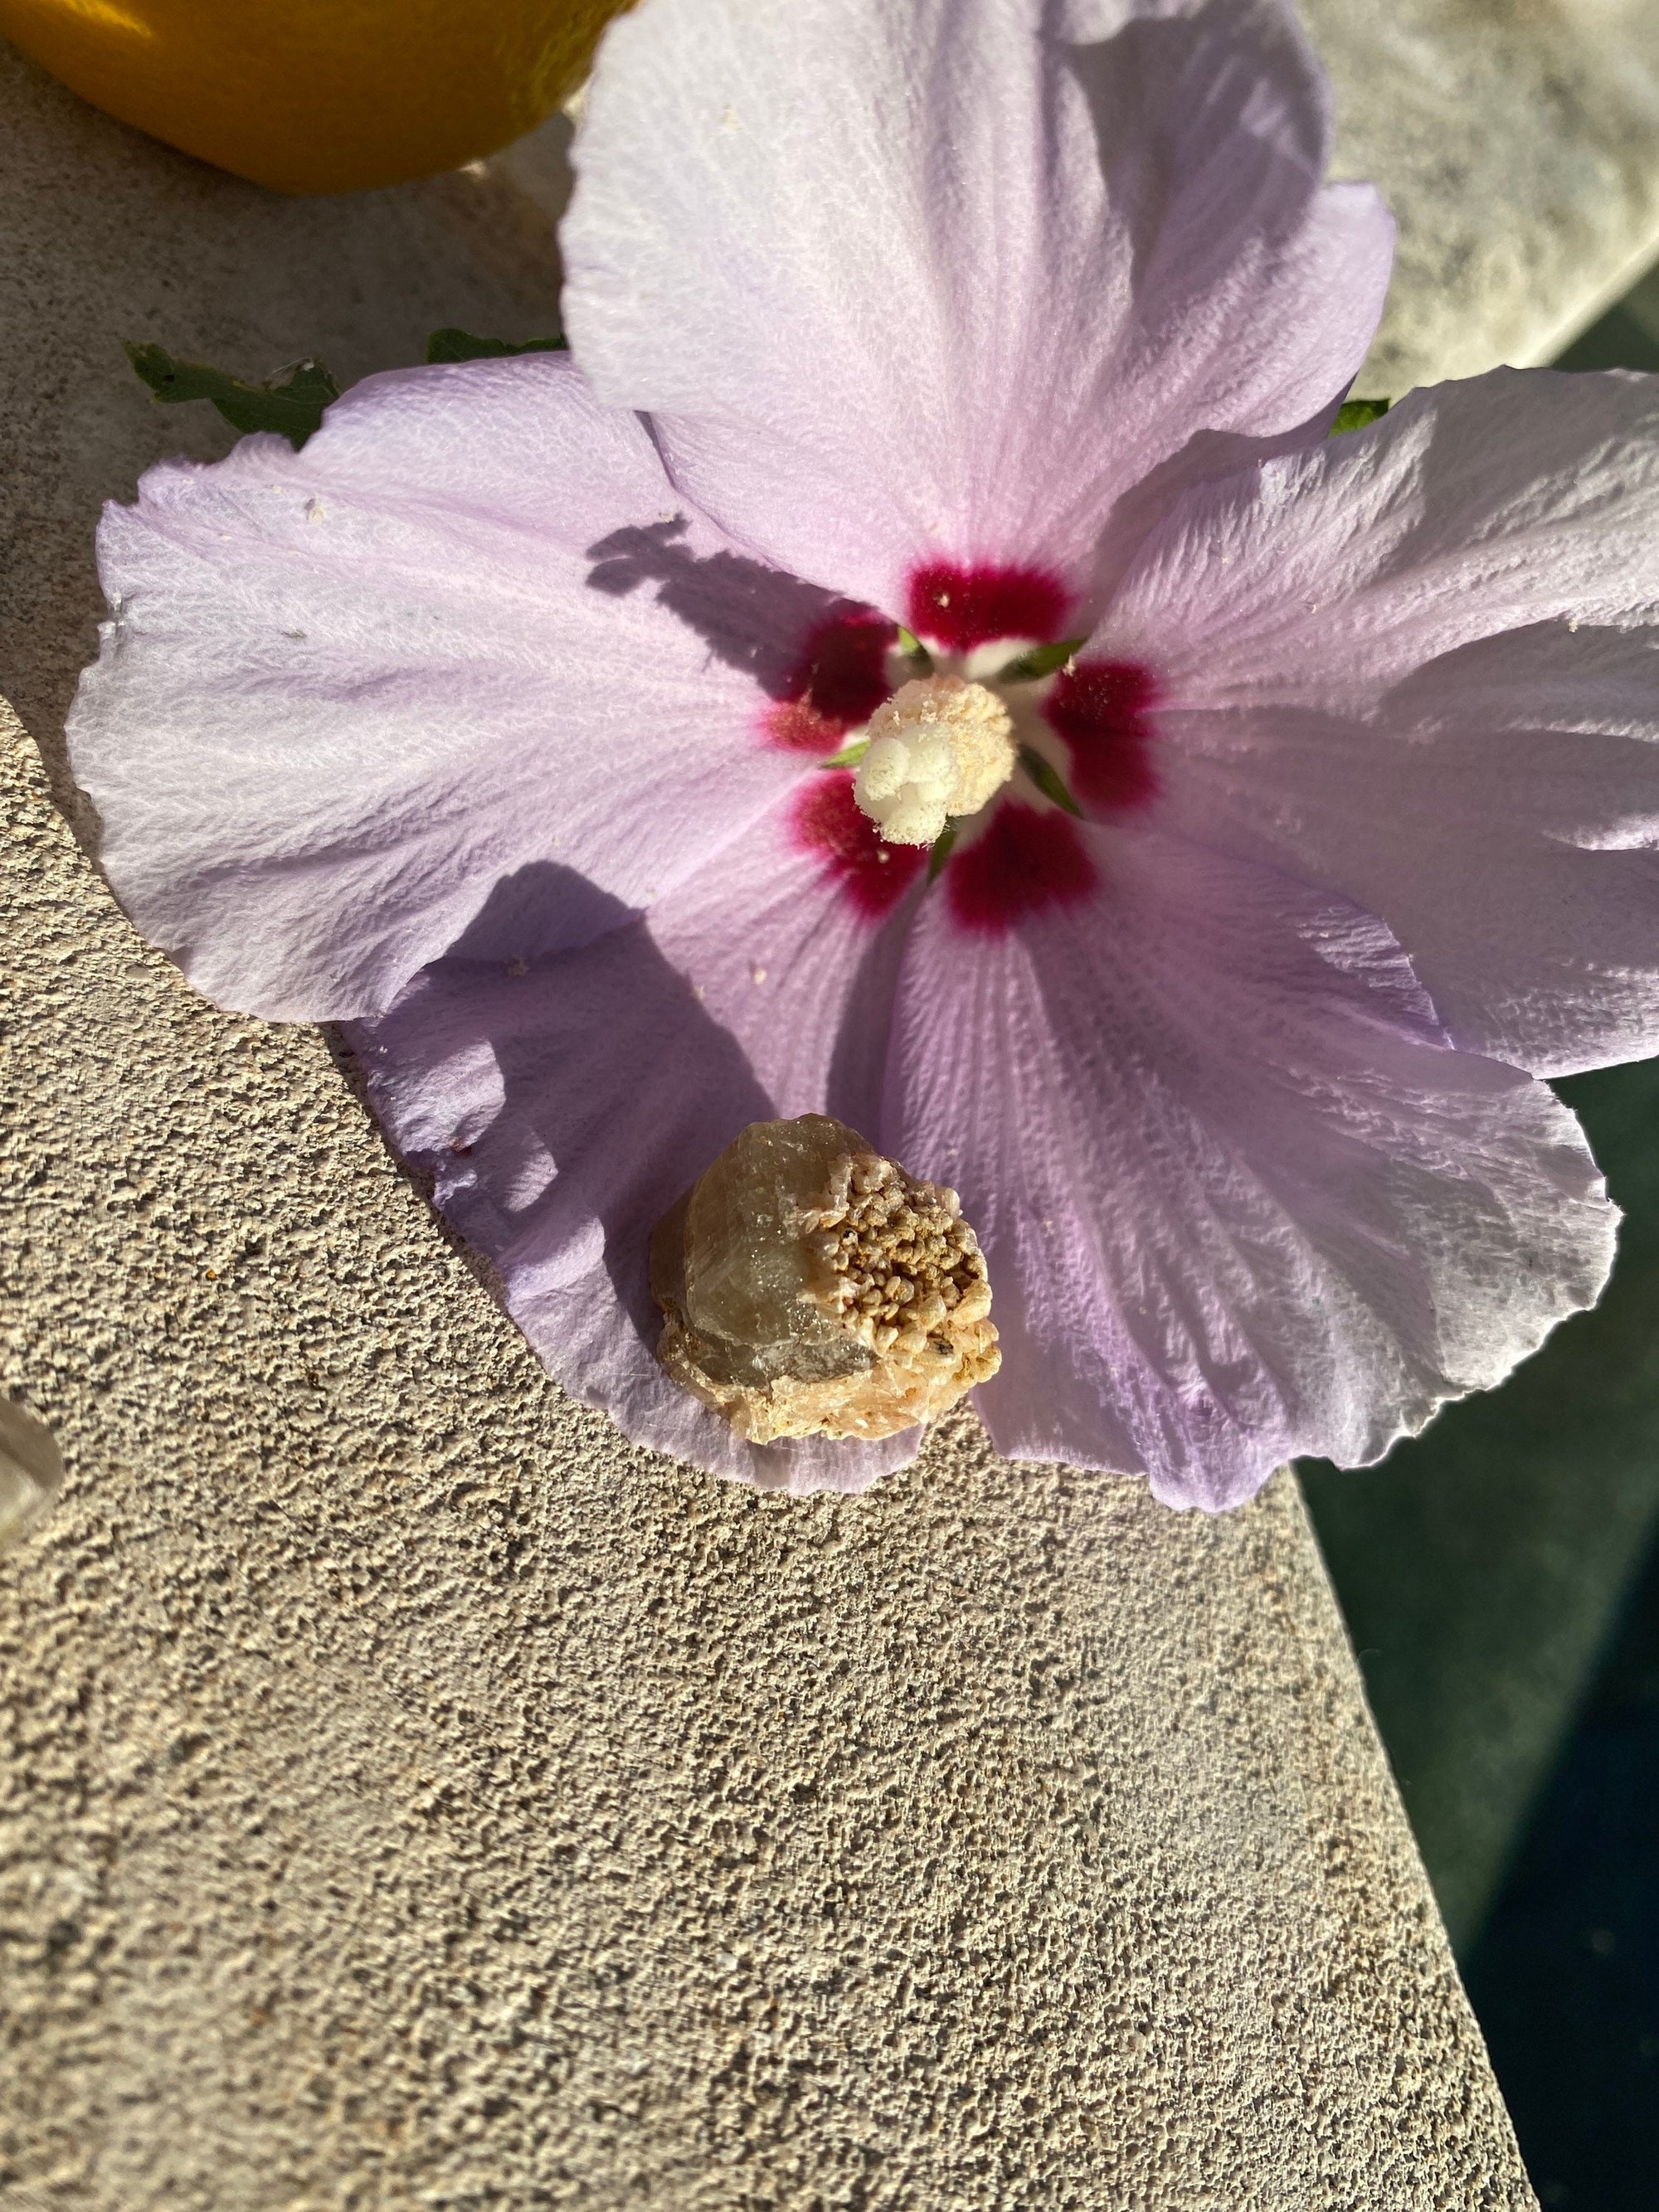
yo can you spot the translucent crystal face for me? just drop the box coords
[650,1115,1000,1443]
[668,1112,870,1388]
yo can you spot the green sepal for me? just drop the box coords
[893,625,933,675]
[927,822,959,881]
[818,737,870,771]
[1331,396,1390,435]
[426,328,568,363]
[124,343,339,450]
[1018,746,1082,817]
[998,636,1087,683]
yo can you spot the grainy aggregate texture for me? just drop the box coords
[0,22,1590,2211]
[1301,0,1659,392]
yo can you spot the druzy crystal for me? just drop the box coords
[649,1116,1001,1443]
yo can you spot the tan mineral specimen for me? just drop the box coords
[650,1116,1000,1444]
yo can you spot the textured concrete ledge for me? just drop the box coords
[0,17,1626,2204]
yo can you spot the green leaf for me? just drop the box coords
[124,343,339,450]
[927,822,959,881]
[1331,396,1390,435]
[1018,746,1082,817]
[997,636,1087,683]
[425,328,567,363]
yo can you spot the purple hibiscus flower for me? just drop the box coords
[66,0,1659,1506]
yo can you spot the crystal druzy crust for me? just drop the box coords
[649,1116,1000,1444]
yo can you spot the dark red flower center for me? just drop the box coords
[774,565,1160,936]
[906,562,1072,655]
[1043,658,1159,815]
[945,803,1101,931]
[764,607,897,752]
[790,772,924,920]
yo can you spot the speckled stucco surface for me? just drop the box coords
[3,12,1631,2203]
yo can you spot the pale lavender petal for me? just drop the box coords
[349,798,925,1491]
[1100,367,1659,1076]
[69,354,839,1021]
[881,829,1614,1509]
[564,0,1392,615]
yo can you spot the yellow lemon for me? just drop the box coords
[0,0,632,193]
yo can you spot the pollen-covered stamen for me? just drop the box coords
[853,676,1017,847]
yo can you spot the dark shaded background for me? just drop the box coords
[1301,260,1659,2212]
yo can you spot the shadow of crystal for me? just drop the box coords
[346,862,766,1348]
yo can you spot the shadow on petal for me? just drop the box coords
[353,861,770,1342]
[586,516,867,699]
[344,860,917,1491]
